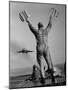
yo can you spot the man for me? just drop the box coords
[19,8,58,83]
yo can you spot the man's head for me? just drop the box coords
[38,22,44,29]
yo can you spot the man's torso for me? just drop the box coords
[36,28,48,51]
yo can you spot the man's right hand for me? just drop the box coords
[19,10,29,23]
[19,12,25,22]
[22,10,29,22]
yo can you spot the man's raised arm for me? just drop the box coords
[19,10,38,35]
[45,16,52,32]
[26,19,38,35]
[44,8,58,32]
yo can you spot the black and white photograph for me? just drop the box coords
[9,1,66,89]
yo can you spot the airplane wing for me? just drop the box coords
[17,49,34,54]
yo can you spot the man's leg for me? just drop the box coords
[40,56,46,78]
[37,51,45,83]
[43,49,55,83]
[43,48,53,70]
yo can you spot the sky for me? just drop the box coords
[10,2,66,76]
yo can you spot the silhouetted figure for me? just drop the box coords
[19,8,58,83]
[31,65,40,80]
